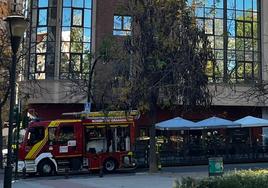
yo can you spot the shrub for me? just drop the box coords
[173,170,268,188]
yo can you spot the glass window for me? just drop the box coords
[71,42,83,53]
[253,0,257,11]
[227,0,235,9]
[236,0,244,10]
[72,0,83,7]
[38,9,47,26]
[58,126,75,144]
[227,20,235,36]
[36,54,46,72]
[84,9,91,27]
[84,28,91,42]
[205,0,213,7]
[63,0,71,7]
[123,16,131,30]
[27,127,45,146]
[38,0,48,7]
[85,0,92,8]
[48,127,57,144]
[215,0,223,8]
[83,42,91,53]
[62,8,71,26]
[73,9,83,26]
[245,0,252,11]
[60,0,93,79]
[71,27,83,42]
[114,16,122,30]
[113,15,132,36]
[214,19,223,35]
[205,19,213,34]
[62,27,71,41]
[71,54,82,72]
[61,53,70,72]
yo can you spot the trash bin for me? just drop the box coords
[208,157,224,176]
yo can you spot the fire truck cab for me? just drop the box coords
[17,111,138,175]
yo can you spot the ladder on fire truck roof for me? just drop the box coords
[62,110,140,119]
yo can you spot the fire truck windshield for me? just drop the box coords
[27,126,45,146]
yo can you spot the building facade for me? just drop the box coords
[22,1,268,132]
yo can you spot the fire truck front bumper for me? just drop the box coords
[17,160,37,173]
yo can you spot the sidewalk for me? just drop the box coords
[1,162,268,188]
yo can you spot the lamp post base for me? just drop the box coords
[4,166,13,188]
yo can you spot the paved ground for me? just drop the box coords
[0,163,268,188]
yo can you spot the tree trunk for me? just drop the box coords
[0,107,3,169]
[149,96,158,173]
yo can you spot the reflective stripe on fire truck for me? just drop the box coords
[25,120,81,160]
[25,128,48,160]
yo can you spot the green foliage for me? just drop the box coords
[91,0,214,113]
[173,170,268,188]
[123,0,213,112]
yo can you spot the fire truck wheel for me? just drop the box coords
[103,159,117,173]
[38,160,55,176]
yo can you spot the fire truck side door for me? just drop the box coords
[52,123,82,158]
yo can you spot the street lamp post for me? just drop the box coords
[3,15,28,188]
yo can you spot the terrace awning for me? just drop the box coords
[195,116,240,129]
[155,117,197,130]
[234,116,268,128]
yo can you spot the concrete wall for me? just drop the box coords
[20,80,87,104]
[22,0,268,110]
[261,0,268,117]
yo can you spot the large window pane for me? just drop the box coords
[215,0,223,8]
[73,9,83,26]
[84,9,92,28]
[83,42,91,53]
[227,20,235,36]
[84,28,91,42]
[71,42,83,53]
[71,27,83,42]
[61,53,70,72]
[38,9,47,26]
[205,19,213,34]
[72,0,83,7]
[36,54,46,72]
[227,0,235,9]
[114,16,122,30]
[205,0,213,7]
[63,0,71,7]
[244,22,252,37]
[227,9,235,19]
[236,0,244,10]
[123,16,131,30]
[38,0,48,7]
[253,0,257,11]
[71,55,81,72]
[245,0,253,11]
[85,0,92,8]
[62,27,71,41]
[214,19,223,35]
[62,8,71,26]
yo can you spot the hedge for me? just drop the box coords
[173,170,268,188]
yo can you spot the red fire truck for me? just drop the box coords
[17,111,138,175]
